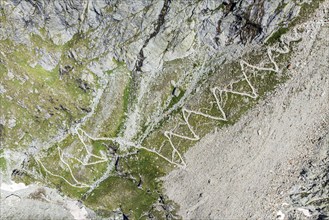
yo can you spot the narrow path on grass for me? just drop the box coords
[36,26,303,188]
[163,29,301,166]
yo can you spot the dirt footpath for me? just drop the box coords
[164,3,329,219]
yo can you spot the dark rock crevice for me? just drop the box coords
[215,0,265,46]
[134,0,171,72]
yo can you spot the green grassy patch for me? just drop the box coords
[266,27,289,45]
[0,157,6,172]
[114,79,131,137]
[0,32,95,153]
[84,149,176,219]
[166,88,186,111]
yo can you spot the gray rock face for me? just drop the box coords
[285,133,329,219]
[0,0,300,71]
[0,0,300,143]
[35,48,61,71]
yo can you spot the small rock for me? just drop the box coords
[7,71,14,80]
[172,87,181,97]
[170,80,176,87]
[276,210,285,220]
[0,84,7,94]
[257,129,261,136]
[8,118,16,129]
[297,208,312,217]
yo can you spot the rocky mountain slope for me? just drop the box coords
[165,6,329,218]
[0,0,328,219]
